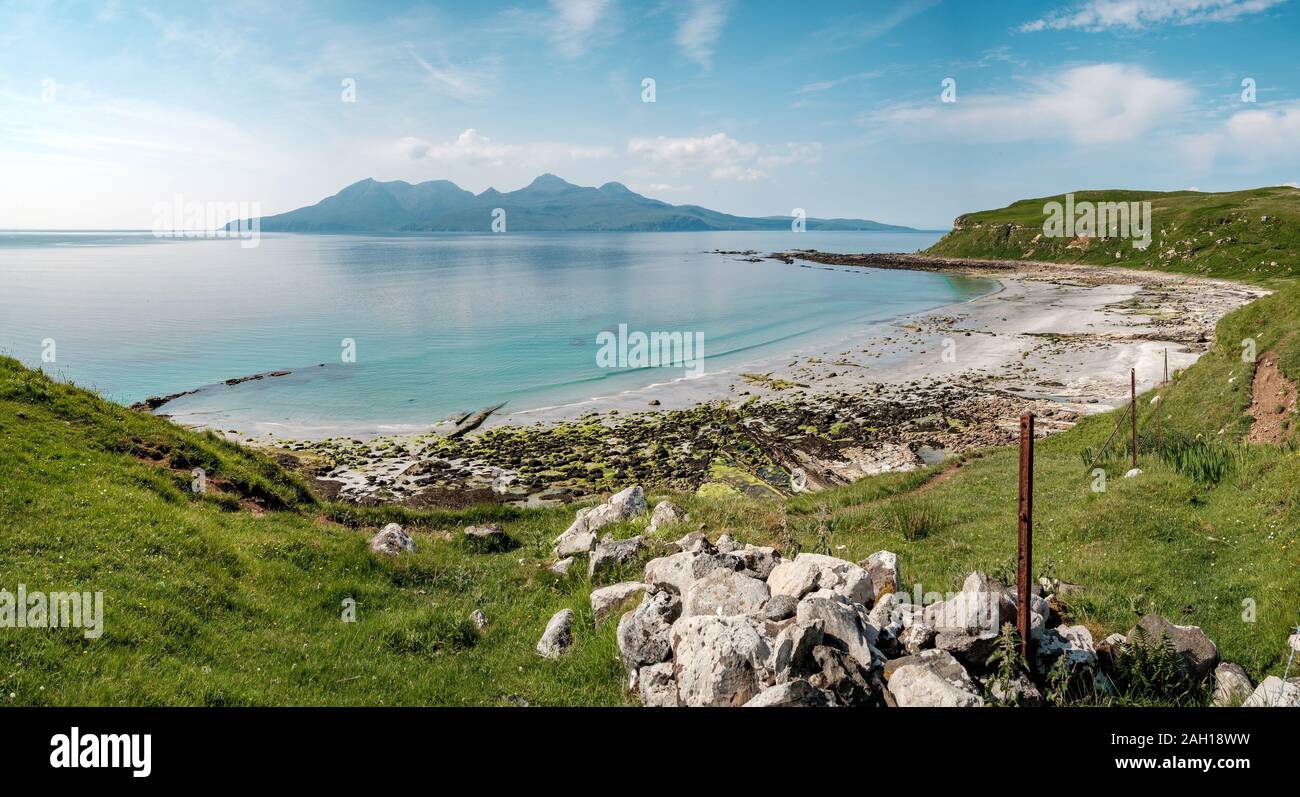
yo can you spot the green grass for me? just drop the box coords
[926,186,1300,282]
[0,360,634,706]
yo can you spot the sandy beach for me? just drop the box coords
[491,254,1265,425]
[270,253,1266,507]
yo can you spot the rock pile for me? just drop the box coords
[530,502,1283,707]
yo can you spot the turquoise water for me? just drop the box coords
[0,231,989,434]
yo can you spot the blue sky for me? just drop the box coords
[2,0,1299,229]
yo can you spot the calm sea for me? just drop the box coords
[0,230,990,436]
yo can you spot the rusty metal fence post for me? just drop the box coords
[1130,367,1138,470]
[1017,412,1034,661]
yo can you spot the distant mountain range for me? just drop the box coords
[234,174,919,232]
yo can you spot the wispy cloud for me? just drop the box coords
[672,0,732,69]
[810,0,939,52]
[408,49,500,101]
[398,129,614,167]
[1020,0,1286,32]
[797,71,880,94]
[549,0,616,59]
[876,63,1192,144]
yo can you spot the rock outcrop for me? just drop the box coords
[536,609,575,659]
[369,523,416,555]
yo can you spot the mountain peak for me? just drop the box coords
[523,173,577,193]
[599,181,633,195]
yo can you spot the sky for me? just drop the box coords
[2,0,1299,229]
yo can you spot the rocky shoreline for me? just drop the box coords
[261,253,1263,508]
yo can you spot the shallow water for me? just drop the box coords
[0,230,991,434]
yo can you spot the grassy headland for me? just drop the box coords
[926,186,1300,282]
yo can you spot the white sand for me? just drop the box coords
[489,261,1266,429]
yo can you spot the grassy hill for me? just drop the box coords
[926,186,1300,282]
[0,359,628,705]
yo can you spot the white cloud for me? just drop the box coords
[1224,104,1300,149]
[1183,103,1300,168]
[549,0,614,59]
[398,129,614,167]
[1020,0,1285,32]
[877,63,1192,144]
[629,182,694,194]
[627,132,760,180]
[758,142,824,167]
[673,0,732,68]
[627,133,821,181]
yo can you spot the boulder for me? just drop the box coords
[934,632,1000,674]
[671,530,713,553]
[1242,676,1300,708]
[862,550,900,601]
[536,609,575,659]
[787,553,873,605]
[644,550,728,596]
[588,535,644,579]
[646,500,689,534]
[796,595,878,669]
[580,485,648,537]
[553,513,597,557]
[1212,663,1254,707]
[590,582,648,626]
[462,523,509,551]
[549,556,575,576]
[1126,614,1218,682]
[923,572,1014,635]
[725,544,781,580]
[743,679,832,707]
[617,591,682,670]
[1035,625,1097,673]
[887,649,983,707]
[671,615,774,707]
[684,568,770,617]
[469,609,489,630]
[760,594,799,622]
[369,523,416,555]
[772,619,824,683]
[807,645,881,706]
[637,662,679,707]
[552,486,648,557]
[868,593,910,648]
[605,485,648,518]
[766,558,822,600]
[899,623,936,655]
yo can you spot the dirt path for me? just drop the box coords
[1248,337,1297,444]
